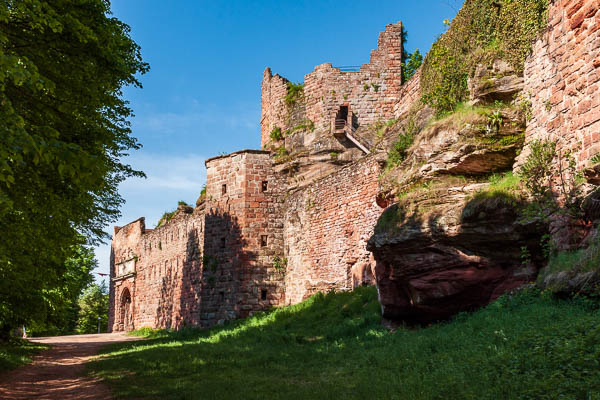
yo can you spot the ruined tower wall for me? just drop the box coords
[260,22,404,149]
[201,150,286,323]
[261,71,291,148]
[109,211,207,332]
[393,68,422,118]
[521,0,600,168]
[283,156,383,304]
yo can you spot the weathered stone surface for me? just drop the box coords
[367,185,545,323]
[468,60,524,103]
[518,0,600,169]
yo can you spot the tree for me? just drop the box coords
[403,49,423,82]
[29,244,97,335]
[76,281,109,334]
[0,1,148,337]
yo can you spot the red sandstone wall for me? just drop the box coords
[393,68,422,118]
[521,0,600,168]
[109,150,287,331]
[261,69,290,148]
[202,150,286,322]
[283,156,383,304]
[109,212,207,331]
[260,22,404,149]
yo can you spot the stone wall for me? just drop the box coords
[521,0,600,168]
[393,68,422,118]
[283,155,383,304]
[202,150,286,322]
[109,150,286,331]
[260,22,404,149]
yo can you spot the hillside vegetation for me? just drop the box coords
[89,287,600,399]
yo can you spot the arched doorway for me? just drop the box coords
[120,288,133,331]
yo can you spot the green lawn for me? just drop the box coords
[0,338,49,372]
[89,287,600,399]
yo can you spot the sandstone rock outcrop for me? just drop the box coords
[367,183,545,323]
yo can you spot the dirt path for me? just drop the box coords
[0,333,141,400]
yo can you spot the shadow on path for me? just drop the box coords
[0,333,142,400]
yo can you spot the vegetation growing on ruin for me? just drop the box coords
[519,139,585,222]
[402,49,423,82]
[289,119,315,134]
[538,234,600,286]
[285,82,305,106]
[270,126,283,141]
[0,0,148,338]
[385,119,418,169]
[89,286,600,399]
[420,0,549,115]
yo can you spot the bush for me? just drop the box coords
[270,127,283,141]
[285,82,304,106]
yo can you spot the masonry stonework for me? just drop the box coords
[110,1,599,332]
[520,0,600,168]
[283,156,383,304]
[260,22,404,149]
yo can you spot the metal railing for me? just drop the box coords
[335,65,361,72]
[335,119,347,130]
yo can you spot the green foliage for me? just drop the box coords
[402,49,423,82]
[329,152,339,160]
[290,119,315,133]
[385,120,417,168]
[270,126,283,141]
[202,255,218,274]
[156,210,177,228]
[285,82,304,106]
[420,0,549,115]
[539,235,600,285]
[200,184,207,197]
[177,200,189,207]
[519,139,556,200]
[273,146,289,162]
[76,281,109,334]
[0,0,148,336]
[27,244,97,336]
[90,287,600,399]
[487,110,503,132]
[371,83,380,92]
[0,338,49,372]
[519,139,584,221]
[272,255,287,275]
[363,83,369,91]
[591,153,600,165]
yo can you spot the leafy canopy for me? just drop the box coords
[0,0,148,336]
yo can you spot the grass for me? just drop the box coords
[0,338,49,372]
[539,236,600,284]
[89,286,600,399]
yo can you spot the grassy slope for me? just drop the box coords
[0,339,48,372]
[89,287,600,400]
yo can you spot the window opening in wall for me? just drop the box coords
[261,289,267,301]
[221,237,226,249]
[260,235,268,247]
[261,180,268,192]
[219,291,224,302]
[222,184,227,195]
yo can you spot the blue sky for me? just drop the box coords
[94,0,463,278]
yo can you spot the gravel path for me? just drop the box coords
[0,333,141,400]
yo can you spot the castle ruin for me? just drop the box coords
[109,0,600,331]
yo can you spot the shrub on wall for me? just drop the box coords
[420,0,549,115]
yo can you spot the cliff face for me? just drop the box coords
[369,0,600,323]
[368,183,544,322]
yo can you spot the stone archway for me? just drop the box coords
[120,287,133,331]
